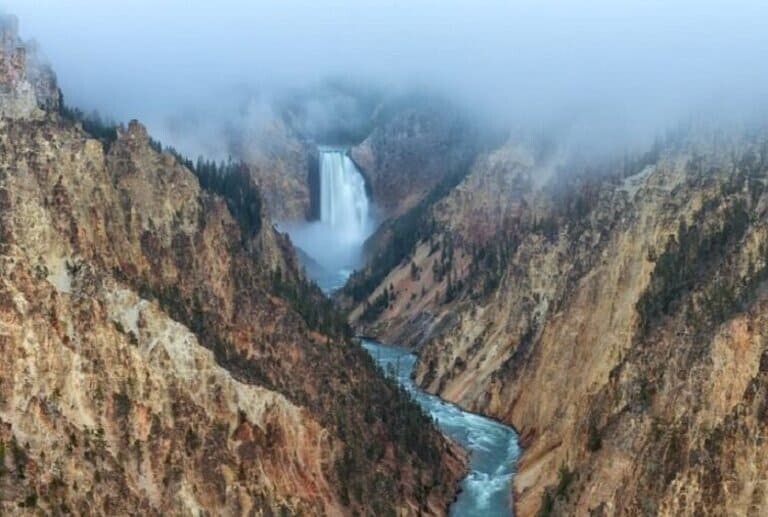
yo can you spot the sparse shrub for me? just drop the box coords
[185,428,201,453]
[587,421,602,452]
[10,436,25,479]
[19,491,37,508]
[639,378,652,408]
[112,320,126,334]
[410,261,420,281]
[538,489,555,517]
[556,464,575,498]
[114,391,131,419]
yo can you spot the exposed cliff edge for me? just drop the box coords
[347,129,768,515]
[0,18,465,515]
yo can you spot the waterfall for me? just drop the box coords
[318,148,370,244]
[280,146,373,292]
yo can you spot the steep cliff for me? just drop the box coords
[348,129,768,515]
[239,116,315,222]
[0,18,465,515]
[345,140,539,344]
[0,15,59,119]
[350,99,480,219]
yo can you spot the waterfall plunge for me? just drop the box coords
[281,147,374,291]
[319,149,371,244]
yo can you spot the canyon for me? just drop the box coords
[3,8,768,517]
[347,131,768,515]
[0,18,465,515]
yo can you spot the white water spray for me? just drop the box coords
[319,148,371,244]
[280,146,374,291]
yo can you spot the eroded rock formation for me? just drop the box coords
[350,100,480,218]
[239,116,315,222]
[0,15,59,120]
[348,131,768,515]
[0,18,465,515]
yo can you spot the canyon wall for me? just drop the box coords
[240,116,315,222]
[350,100,480,218]
[0,15,59,120]
[350,132,768,515]
[0,20,465,515]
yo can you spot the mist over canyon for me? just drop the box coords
[3,0,768,160]
[2,2,768,516]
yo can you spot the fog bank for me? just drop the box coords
[2,1,767,155]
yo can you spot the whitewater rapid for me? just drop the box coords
[361,340,520,516]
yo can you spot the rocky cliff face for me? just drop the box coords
[0,22,466,514]
[0,16,58,119]
[239,116,315,222]
[345,140,539,344]
[350,100,480,218]
[348,130,768,515]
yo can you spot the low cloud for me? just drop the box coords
[2,0,767,157]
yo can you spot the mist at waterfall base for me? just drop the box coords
[281,148,374,292]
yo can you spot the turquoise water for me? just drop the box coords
[309,231,519,515]
[361,340,519,516]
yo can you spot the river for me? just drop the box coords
[291,144,520,516]
[361,339,520,516]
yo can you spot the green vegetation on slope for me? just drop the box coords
[637,164,768,338]
[343,156,475,304]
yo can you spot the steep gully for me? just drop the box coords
[286,147,520,516]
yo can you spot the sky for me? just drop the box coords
[2,1,768,156]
